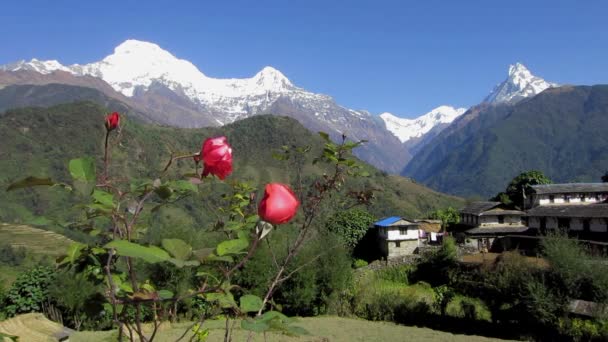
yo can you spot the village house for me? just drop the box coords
[526,183,608,237]
[459,201,528,251]
[374,217,441,258]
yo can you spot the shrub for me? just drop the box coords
[4,266,54,316]
[353,259,368,268]
[445,295,492,322]
[48,270,103,330]
[0,244,27,266]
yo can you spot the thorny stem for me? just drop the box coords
[103,130,110,183]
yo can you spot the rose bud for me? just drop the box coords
[258,183,300,225]
[105,112,120,131]
[200,136,233,180]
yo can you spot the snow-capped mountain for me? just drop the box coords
[380,106,467,143]
[2,40,333,125]
[0,39,410,172]
[484,63,557,104]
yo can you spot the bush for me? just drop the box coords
[445,295,492,322]
[48,270,103,330]
[4,266,54,316]
[0,244,27,266]
[376,265,411,284]
[353,259,368,269]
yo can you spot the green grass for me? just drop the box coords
[69,316,514,342]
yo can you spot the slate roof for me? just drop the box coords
[460,202,501,215]
[465,225,529,235]
[531,183,608,195]
[526,204,608,218]
[481,209,526,216]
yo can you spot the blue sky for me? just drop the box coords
[1,0,607,117]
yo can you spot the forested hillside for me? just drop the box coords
[404,85,608,197]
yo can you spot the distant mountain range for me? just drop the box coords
[403,85,608,197]
[0,39,557,175]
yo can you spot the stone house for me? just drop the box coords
[526,183,608,237]
[374,216,441,258]
[459,201,528,251]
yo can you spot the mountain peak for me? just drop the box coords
[508,62,530,76]
[253,66,293,89]
[484,62,557,104]
[114,39,164,54]
[380,105,466,143]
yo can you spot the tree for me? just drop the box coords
[505,170,551,209]
[325,208,375,249]
[602,171,608,182]
[428,207,460,230]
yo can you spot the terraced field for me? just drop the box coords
[0,314,514,342]
[0,223,74,256]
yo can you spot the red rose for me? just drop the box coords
[200,136,233,180]
[258,183,300,225]
[105,112,120,131]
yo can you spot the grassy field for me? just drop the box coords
[0,223,74,256]
[68,316,514,342]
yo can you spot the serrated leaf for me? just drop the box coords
[206,292,237,309]
[69,157,96,182]
[158,289,174,300]
[92,189,115,207]
[216,238,249,256]
[240,294,264,313]
[162,238,192,260]
[6,176,55,191]
[105,240,171,264]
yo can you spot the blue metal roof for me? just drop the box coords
[374,216,402,227]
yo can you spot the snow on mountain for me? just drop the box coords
[380,106,467,143]
[484,63,557,104]
[0,39,332,124]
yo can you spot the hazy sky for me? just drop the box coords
[2,0,607,117]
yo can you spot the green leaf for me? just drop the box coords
[73,180,95,196]
[154,185,173,200]
[92,189,115,207]
[204,254,234,263]
[158,289,174,300]
[62,242,86,264]
[259,310,291,323]
[216,238,249,256]
[206,292,237,309]
[161,238,192,260]
[69,157,96,182]
[6,176,55,191]
[168,258,200,268]
[241,319,270,333]
[318,131,330,142]
[240,294,264,313]
[169,180,198,193]
[105,240,171,264]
